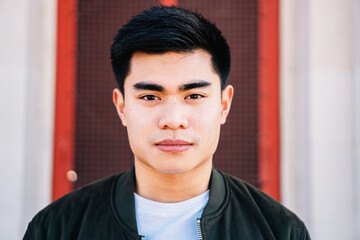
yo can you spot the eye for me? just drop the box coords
[185,94,204,100]
[140,95,160,101]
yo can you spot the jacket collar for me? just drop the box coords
[202,167,227,218]
[113,167,139,235]
[113,166,227,233]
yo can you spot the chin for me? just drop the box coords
[159,169,190,174]
[155,165,194,175]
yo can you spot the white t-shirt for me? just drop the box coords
[134,191,209,240]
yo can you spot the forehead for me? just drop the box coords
[124,50,220,90]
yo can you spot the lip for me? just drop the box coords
[155,139,192,152]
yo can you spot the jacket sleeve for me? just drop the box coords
[23,219,48,240]
[301,226,311,240]
[23,222,33,240]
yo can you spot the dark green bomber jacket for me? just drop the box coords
[24,167,311,239]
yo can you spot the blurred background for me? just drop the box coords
[1,0,359,239]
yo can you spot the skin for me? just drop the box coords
[113,49,234,202]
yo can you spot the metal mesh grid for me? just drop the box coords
[75,0,258,188]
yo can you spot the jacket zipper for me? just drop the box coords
[196,218,203,240]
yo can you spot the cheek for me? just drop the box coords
[196,100,222,121]
[191,104,222,133]
[192,110,221,155]
[125,110,153,154]
[125,106,157,135]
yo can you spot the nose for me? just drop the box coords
[158,100,189,130]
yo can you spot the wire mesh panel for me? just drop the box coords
[75,0,259,188]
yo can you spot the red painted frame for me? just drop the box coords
[160,0,178,6]
[52,0,77,201]
[258,0,280,200]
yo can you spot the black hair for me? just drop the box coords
[110,5,231,94]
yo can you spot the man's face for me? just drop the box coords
[113,49,233,174]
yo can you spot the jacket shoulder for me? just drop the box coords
[24,173,122,239]
[42,173,120,214]
[221,172,310,239]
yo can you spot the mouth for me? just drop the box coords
[155,139,193,152]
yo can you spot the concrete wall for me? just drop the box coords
[0,0,56,239]
[281,0,360,239]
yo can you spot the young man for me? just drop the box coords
[24,6,310,240]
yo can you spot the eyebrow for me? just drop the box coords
[133,82,164,92]
[132,80,211,92]
[179,81,211,91]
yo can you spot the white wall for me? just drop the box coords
[281,0,360,239]
[0,0,57,239]
[354,0,360,238]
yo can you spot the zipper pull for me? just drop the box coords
[196,218,203,240]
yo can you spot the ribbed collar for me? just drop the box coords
[112,166,227,234]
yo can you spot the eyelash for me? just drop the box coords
[140,95,160,101]
[185,94,204,100]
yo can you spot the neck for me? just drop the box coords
[134,160,212,203]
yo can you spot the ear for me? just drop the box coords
[113,88,127,126]
[220,85,234,125]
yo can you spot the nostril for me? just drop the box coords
[158,118,188,129]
